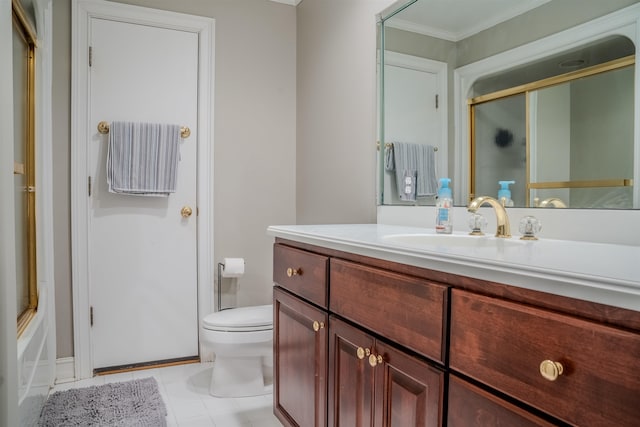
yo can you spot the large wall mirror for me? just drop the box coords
[378,0,640,209]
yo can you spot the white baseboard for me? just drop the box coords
[55,357,75,384]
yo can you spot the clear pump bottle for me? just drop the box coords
[435,178,453,234]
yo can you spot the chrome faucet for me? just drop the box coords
[467,196,511,238]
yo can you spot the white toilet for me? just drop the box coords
[201,304,273,397]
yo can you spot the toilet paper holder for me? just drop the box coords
[216,258,245,312]
[216,262,229,311]
[216,263,228,312]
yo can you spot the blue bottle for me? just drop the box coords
[498,180,515,207]
[435,178,453,234]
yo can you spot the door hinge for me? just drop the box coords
[88,176,92,196]
[435,94,439,109]
[89,46,92,67]
[90,306,94,327]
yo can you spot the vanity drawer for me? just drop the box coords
[273,244,329,308]
[329,258,448,364]
[450,289,640,427]
[448,375,556,427]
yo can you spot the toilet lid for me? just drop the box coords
[202,304,273,332]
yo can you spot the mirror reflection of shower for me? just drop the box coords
[470,53,634,209]
[378,0,638,209]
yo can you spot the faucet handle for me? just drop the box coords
[519,215,542,240]
[468,213,487,236]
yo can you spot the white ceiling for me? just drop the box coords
[385,0,552,41]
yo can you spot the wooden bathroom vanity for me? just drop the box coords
[269,224,640,427]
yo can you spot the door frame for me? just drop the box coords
[381,51,448,203]
[71,0,215,379]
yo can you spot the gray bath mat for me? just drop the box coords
[39,377,167,426]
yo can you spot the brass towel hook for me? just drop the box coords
[97,121,191,139]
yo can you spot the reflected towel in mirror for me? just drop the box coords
[385,142,438,201]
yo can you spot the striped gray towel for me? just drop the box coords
[386,142,438,201]
[106,121,181,196]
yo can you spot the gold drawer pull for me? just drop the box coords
[356,347,371,360]
[286,267,302,277]
[540,360,564,381]
[312,320,325,332]
[369,354,383,367]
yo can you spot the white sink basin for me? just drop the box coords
[382,233,525,249]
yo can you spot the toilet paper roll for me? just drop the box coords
[221,258,245,278]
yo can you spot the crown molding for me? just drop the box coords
[268,0,302,5]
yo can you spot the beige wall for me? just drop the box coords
[52,0,73,360]
[52,0,296,358]
[296,0,391,224]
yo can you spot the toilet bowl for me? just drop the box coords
[201,304,273,397]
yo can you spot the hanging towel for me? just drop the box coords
[385,142,438,201]
[106,121,181,196]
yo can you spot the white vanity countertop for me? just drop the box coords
[267,224,640,312]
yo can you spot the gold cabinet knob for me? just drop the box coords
[539,360,564,381]
[286,267,302,277]
[356,347,371,360]
[181,206,193,218]
[368,354,383,367]
[312,320,325,332]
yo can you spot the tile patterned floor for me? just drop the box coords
[50,362,283,427]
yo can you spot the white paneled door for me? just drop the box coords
[88,15,199,370]
[382,52,447,204]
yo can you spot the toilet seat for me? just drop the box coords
[203,304,273,332]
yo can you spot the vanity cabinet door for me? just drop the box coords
[450,289,640,427]
[328,316,444,427]
[373,341,444,427]
[274,243,329,309]
[448,375,555,427]
[274,287,328,427]
[328,316,375,427]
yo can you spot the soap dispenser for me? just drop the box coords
[435,178,453,234]
[498,180,515,207]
